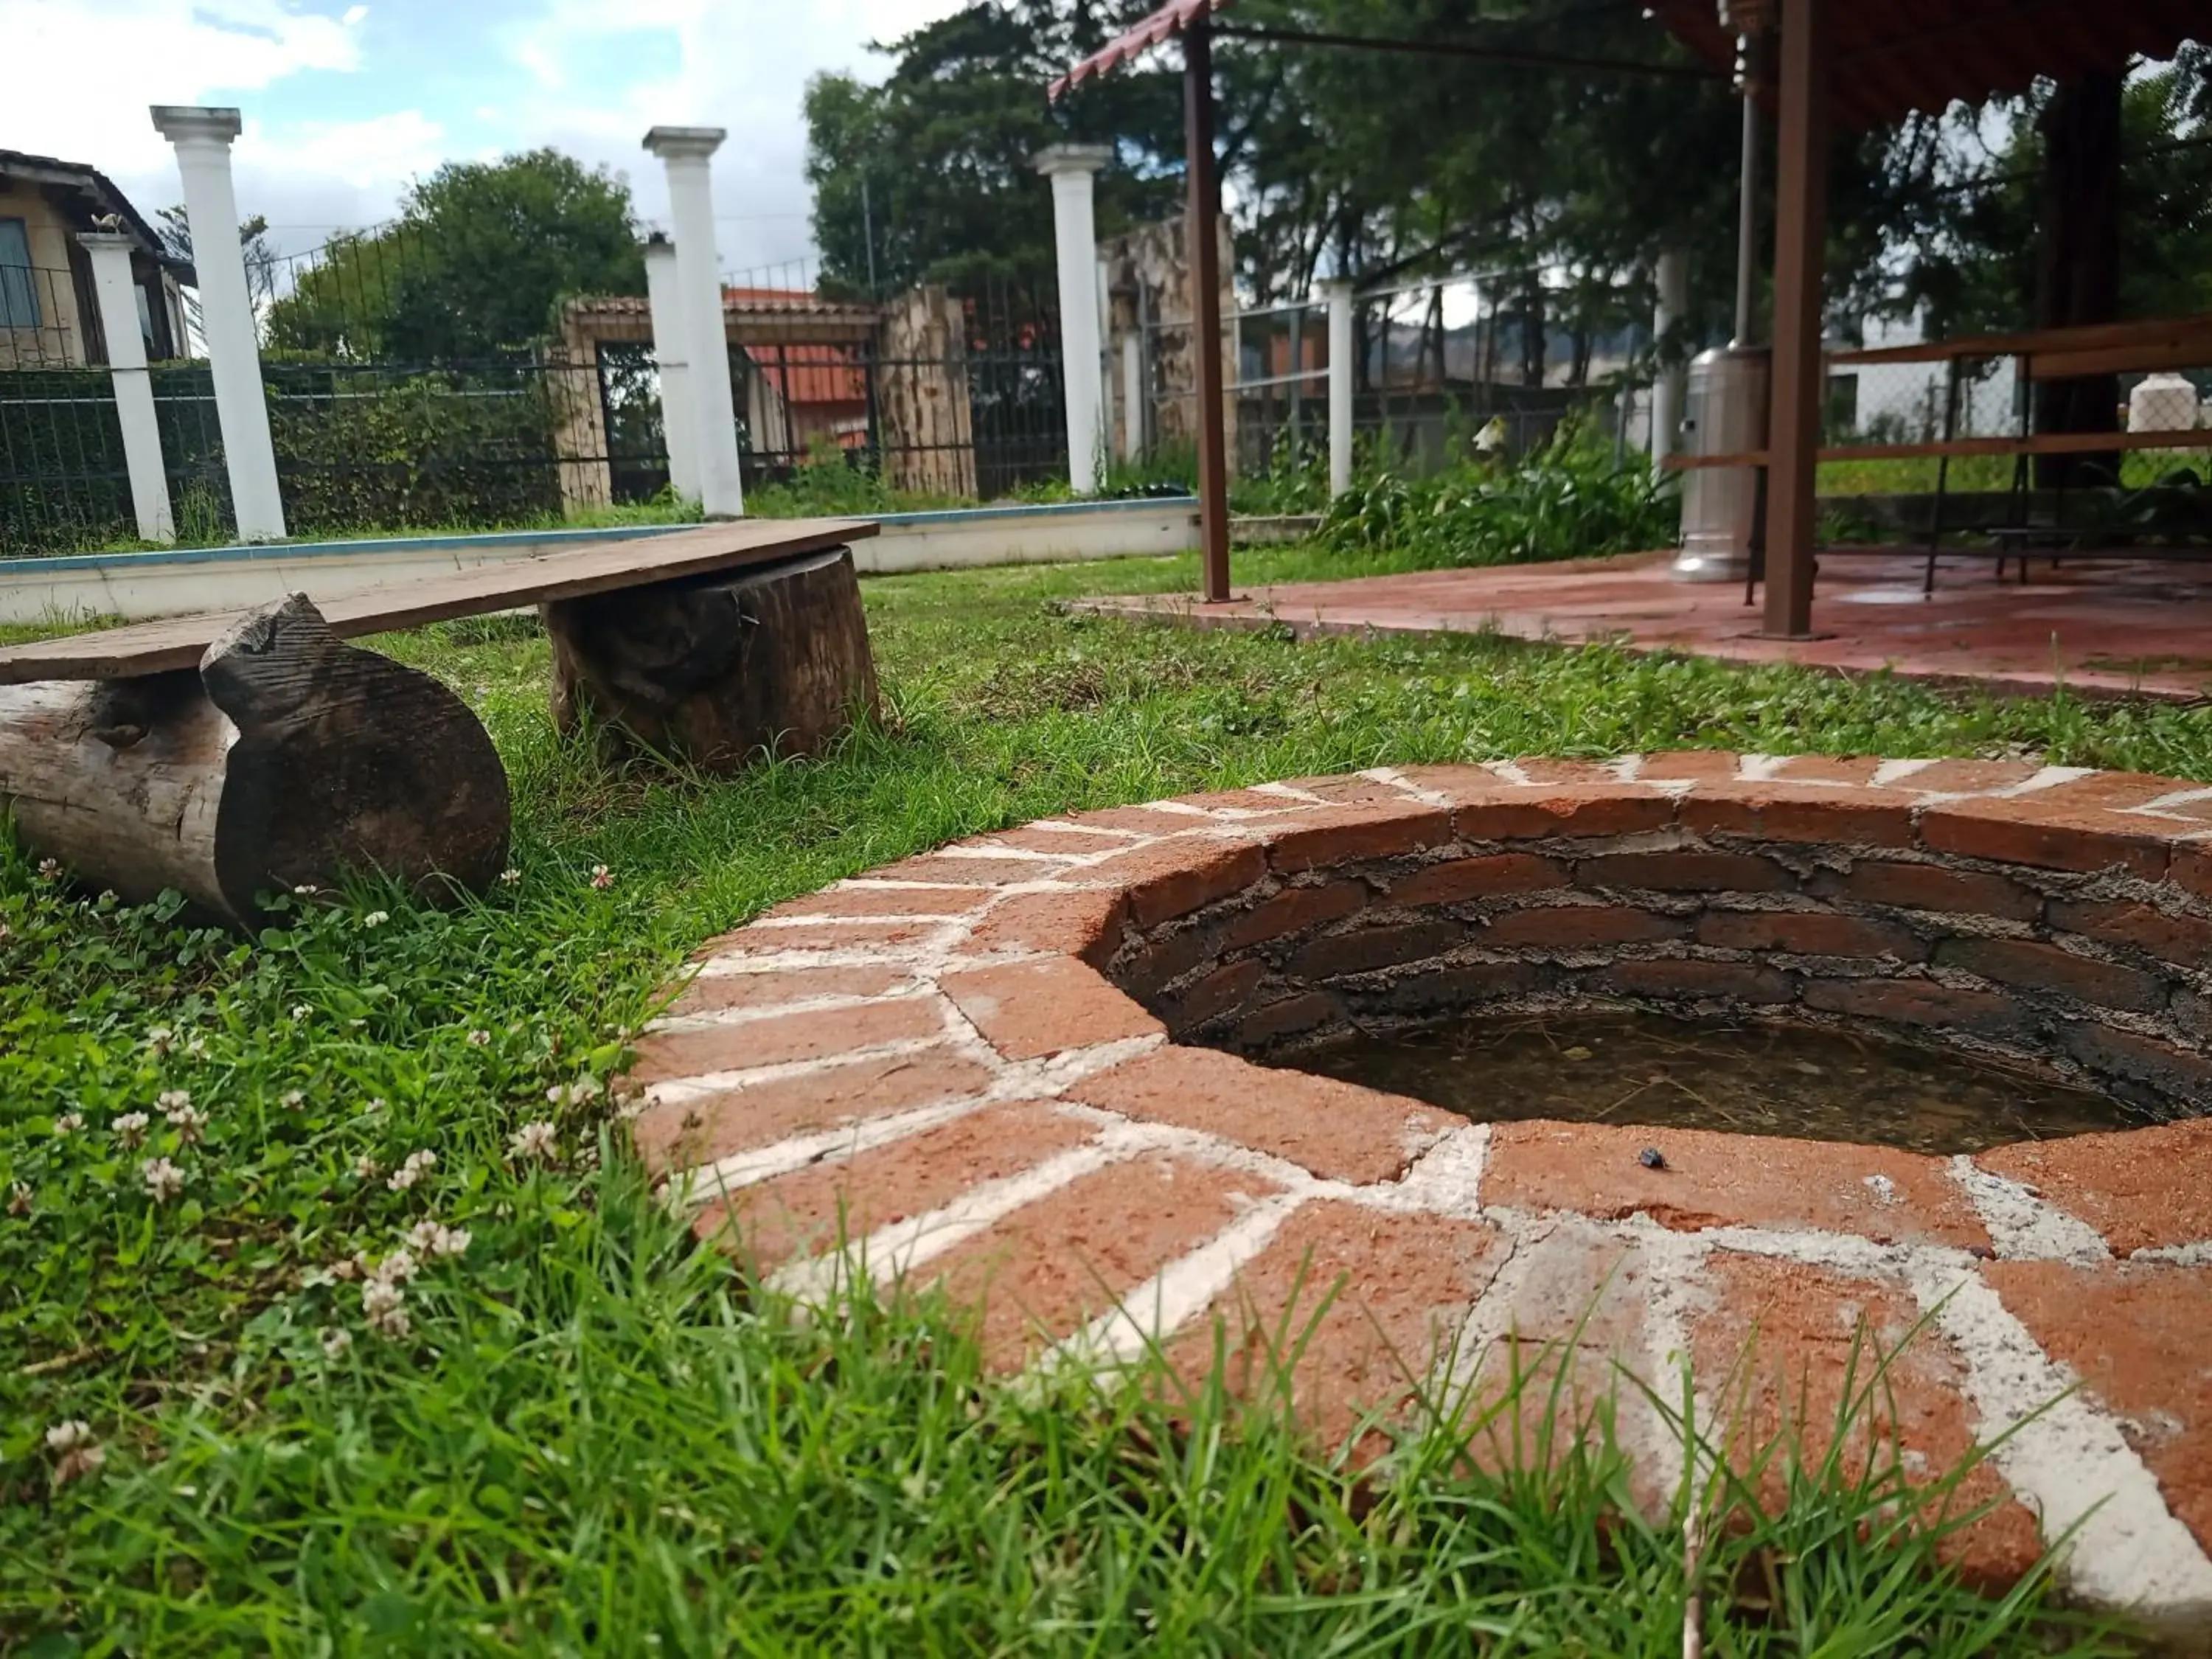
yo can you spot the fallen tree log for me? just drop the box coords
[0,595,510,926]
[544,545,880,771]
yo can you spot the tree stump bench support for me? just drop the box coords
[0,518,879,926]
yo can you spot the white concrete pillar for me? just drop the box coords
[151,105,284,542]
[1034,145,1111,493]
[1650,246,1691,479]
[641,234,699,507]
[643,127,744,518]
[1323,279,1355,498]
[1120,330,1145,462]
[78,232,174,543]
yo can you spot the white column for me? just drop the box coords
[1034,145,1110,494]
[78,232,174,543]
[1650,246,1691,479]
[1323,279,1354,498]
[641,233,699,507]
[1120,330,1145,462]
[644,127,744,518]
[151,105,283,542]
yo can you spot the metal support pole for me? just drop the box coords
[1650,247,1689,478]
[1760,0,1830,639]
[1732,32,1768,347]
[1185,15,1232,602]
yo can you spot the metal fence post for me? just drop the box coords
[1650,246,1690,479]
[75,232,173,543]
[151,105,285,542]
[1323,279,1354,498]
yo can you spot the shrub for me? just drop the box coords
[1319,414,1680,567]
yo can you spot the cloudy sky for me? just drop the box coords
[8,0,974,274]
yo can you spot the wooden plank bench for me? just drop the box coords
[0,517,880,925]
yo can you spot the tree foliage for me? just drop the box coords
[806,1,1186,298]
[263,150,645,362]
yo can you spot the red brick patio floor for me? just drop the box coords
[1070,549,2212,701]
[626,754,2212,1631]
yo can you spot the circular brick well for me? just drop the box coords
[628,754,2212,1624]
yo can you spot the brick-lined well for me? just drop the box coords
[627,754,2212,1627]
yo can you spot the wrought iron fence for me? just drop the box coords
[1,229,1077,553]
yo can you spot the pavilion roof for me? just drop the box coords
[1652,0,2207,129]
[1051,0,2207,125]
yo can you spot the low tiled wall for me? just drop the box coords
[625,753,2212,1626]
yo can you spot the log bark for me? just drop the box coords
[543,545,879,771]
[0,594,510,926]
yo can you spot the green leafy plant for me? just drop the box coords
[1319,411,1680,568]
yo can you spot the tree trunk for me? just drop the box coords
[0,595,510,926]
[543,545,879,772]
[2033,69,2124,488]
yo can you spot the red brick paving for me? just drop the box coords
[1068,549,2212,701]
[629,757,2212,1618]
[1483,1121,1991,1249]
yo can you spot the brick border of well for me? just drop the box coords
[626,753,2212,1624]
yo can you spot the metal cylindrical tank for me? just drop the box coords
[1672,345,1770,582]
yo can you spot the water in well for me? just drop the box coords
[1276,1009,2140,1155]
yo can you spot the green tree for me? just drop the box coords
[264,150,645,361]
[804,1,1184,298]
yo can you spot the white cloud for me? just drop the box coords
[6,0,983,271]
[507,0,972,271]
[236,110,448,196]
[2,0,364,176]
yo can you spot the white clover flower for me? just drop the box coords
[374,1249,417,1284]
[509,1121,559,1161]
[352,1153,380,1181]
[113,1111,150,1147]
[465,1029,491,1048]
[44,1421,103,1486]
[320,1328,352,1360]
[165,1104,208,1145]
[386,1149,437,1192]
[184,1036,207,1058]
[499,868,521,886]
[406,1218,471,1259]
[545,1078,599,1109]
[362,911,389,929]
[361,1278,409,1337]
[289,1005,311,1020]
[45,1419,92,1453]
[589,864,614,891]
[145,1026,175,1057]
[293,883,318,897]
[279,1090,305,1111]
[141,1157,185,1202]
[35,857,61,880]
[53,1111,84,1137]
[156,1089,190,1112]
[9,1183,30,1217]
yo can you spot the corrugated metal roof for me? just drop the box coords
[1048,0,1233,98]
[1051,0,2207,128]
[1652,0,2205,129]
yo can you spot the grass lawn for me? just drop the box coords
[5,541,2194,1652]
